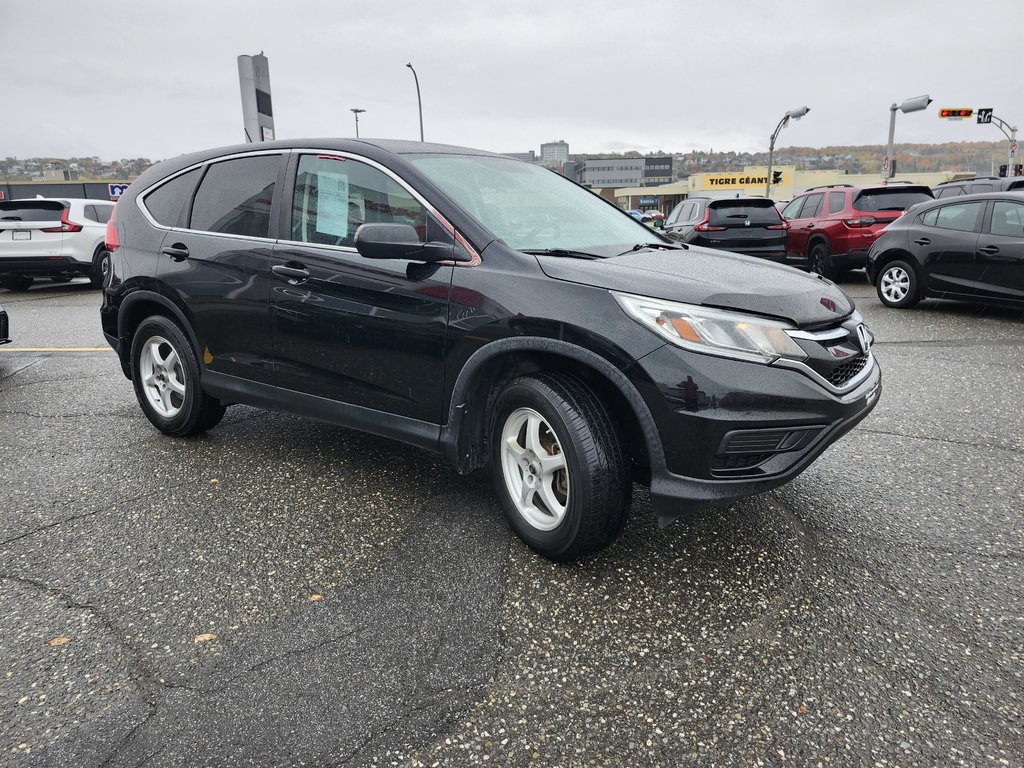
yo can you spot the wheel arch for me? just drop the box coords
[440,337,664,480]
[117,290,203,378]
[868,248,918,285]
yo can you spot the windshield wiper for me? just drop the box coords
[616,242,688,256]
[520,248,602,260]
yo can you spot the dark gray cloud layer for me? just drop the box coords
[2,0,1016,159]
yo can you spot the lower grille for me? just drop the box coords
[829,355,868,387]
[711,453,771,471]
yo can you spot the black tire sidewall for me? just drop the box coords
[90,249,109,287]
[809,242,833,278]
[130,317,203,435]
[876,259,920,308]
[491,380,587,556]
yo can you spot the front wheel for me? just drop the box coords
[876,259,921,308]
[490,373,632,561]
[130,316,226,436]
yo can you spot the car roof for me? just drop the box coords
[9,197,113,204]
[908,190,1024,209]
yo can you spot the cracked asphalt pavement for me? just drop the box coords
[1,277,1022,767]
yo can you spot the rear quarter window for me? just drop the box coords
[143,167,202,228]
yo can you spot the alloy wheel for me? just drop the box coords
[499,407,570,531]
[139,335,187,418]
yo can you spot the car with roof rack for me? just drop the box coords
[932,176,1024,199]
[0,197,115,291]
[101,138,880,561]
[780,183,933,279]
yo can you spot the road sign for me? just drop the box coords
[1012,142,1019,159]
[108,183,129,200]
[882,155,891,175]
[939,108,973,120]
[977,108,993,124]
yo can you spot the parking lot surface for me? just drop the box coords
[1,278,1022,767]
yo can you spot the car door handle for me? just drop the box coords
[804,223,814,229]
[161,244,190,261]
[978,244,999,255]
[913,237,931,246]
[272,263,311,281]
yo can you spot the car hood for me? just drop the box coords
[534,245,855,327]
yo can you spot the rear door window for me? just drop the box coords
[827,192,845,214]
[191,155,281,238]
[144,167,202,228]
[91,205,113,224]
[928,202,984,232]
[290,154,428,248]
[708,201,783,227]
[989,201,1024,237]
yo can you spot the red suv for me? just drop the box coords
[780,183,933,278]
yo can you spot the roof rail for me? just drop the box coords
[803,183,854,192]
[936,175,1000,184]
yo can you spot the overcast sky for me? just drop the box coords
[2,0,1017,161]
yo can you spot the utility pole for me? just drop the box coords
[350,108,365,138]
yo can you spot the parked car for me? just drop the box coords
[662,197,788,262]
[626,208,653,223]
[644,209,665,221]
[0,302,9,344]
[867,191,1024,309]
[102,139,880,561]
[0,197,115,291]
[780,183,934,279]
[932,176,1024,199]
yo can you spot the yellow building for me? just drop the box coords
[614,165,956,213]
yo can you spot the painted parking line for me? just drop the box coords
[0,346,112,352]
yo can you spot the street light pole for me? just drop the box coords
[350,108,365,138]
[884,94,931,180]
[766,106,810,198]
[406,63,424,142]
[989,115,1019,176]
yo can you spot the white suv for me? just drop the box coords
[0,197,115,290]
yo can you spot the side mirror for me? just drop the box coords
[653,219,664,229]
[354,223,469,263]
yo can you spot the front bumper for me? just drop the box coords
[632,343,881,525]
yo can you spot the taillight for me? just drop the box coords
[41,208,84,233]
[766,220,790,230]
[105,206,120,252]
[844,216,878,228]
[694,212,726,232]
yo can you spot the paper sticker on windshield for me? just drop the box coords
[316,171,350,238]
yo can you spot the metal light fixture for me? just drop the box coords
[884,95,931,180]
[350,108,365,138]
[766,106,810,197]
[406,63,424,142]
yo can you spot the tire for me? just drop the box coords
[808,241,836,280]
[130,316,226,436]
[876,259,921,309]
[1,276,33,292]
[89,248,110,288]
[489,372,632,561]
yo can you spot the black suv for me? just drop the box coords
[932,176,1024,199]
[101,140,881,561]
[661,197,788,262]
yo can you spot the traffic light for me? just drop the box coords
[1016,164,1023,177]
[999,165,1008,177]
[938,108,974,119]
[772,170,783,185]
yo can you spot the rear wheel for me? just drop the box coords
[1,276,33,292]
[808,242,836,280]
[490,372,632,561]
[876,259,921,308]
[89,248,110,288]
[130,316,226,436]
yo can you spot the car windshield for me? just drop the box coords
[407,154,655,253]
[853,188,933,212]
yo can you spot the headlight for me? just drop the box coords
[613,291,808,364]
